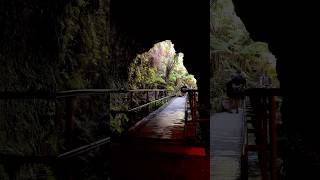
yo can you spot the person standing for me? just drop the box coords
[226,70,246,113]
[259,71,272,88]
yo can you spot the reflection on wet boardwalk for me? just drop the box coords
[133,96,186,140]
[211,111,243,180]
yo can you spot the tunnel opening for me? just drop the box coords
[110,0,210,119]
[128,40,197,92]
[109,40,198,139]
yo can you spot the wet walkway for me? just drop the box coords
[132,96,186,140]
[211,110,243,180]
[111,96,210,180]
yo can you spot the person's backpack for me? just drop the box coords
[232,84,242,93]
[232,75,245,93]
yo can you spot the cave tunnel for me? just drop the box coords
[111,0,210,118]
[0,1,211,179]
[233,1,320,178]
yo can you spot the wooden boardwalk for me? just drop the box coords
[111,96,210,180]
[132,96,186,140]
[211,111,244,180]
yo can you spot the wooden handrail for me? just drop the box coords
[128,89,167,92]
[128,95,174,112]
[0,137,111,164]
[56,89,167,98]
[0,89,168,99]
[111,95,174,115]
[0,88,171,179]
[56,89,124,98]
[58,137,111,159]
[0,88,281,99]
[241,93,280,180]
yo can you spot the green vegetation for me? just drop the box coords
[128,40,197,93]
[210,0,279,112]
[57,0,110,90]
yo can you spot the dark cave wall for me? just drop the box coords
[0,0,64,178]
[0,0,61,159]
[233,1,320,178]
[0,0,118,178]
[56,0,111,90]
[0,0,58,92]
[0,0,133,90]
[108,26,145,88]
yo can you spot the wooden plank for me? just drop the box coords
[270,96,277,180]
[211,112,243,180]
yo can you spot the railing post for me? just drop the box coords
[55,100,64,132]
[129,91,133,109]
[66,97,77,150]
[191,91,196,121]
[154,91,157,110]
[270,96,277,180]
[146,91,150,112]
[194,92,197,119]
[190,91,193,120]
[241,146,249,180]
[106,92,110,132]
[260,96,268,180]
[146,91,149,102]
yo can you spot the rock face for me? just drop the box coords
[0,0,116,179]
[233,0,320,178]
[56,0,112,89]
[1,0,58,91]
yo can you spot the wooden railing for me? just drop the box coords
[0,137,111,179]
[182,88,202,140]
[241,88,282,180]
[0,89,173,179]
[182,88,209,149]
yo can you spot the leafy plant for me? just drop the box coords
[128,40,197,91]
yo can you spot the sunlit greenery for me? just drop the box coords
[129,40,197,93]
